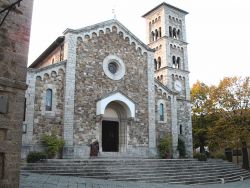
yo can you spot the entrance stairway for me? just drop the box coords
[21,158,250,185]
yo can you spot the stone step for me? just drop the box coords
[21,159,250,185]
[22,168,242,174]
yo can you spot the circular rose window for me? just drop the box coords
[103,55,125,80]
[108,62,118,74]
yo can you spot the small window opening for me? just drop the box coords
[160,103,164,121]
[46,89,52,111]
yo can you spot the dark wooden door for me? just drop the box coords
[102,121,119,152]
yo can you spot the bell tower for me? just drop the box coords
[143,2,190,100]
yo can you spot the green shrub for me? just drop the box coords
[194,152,207,161]
[177,138,186,158]
[27,151,47,163]
[42,134,65,158]
[158,136,172,158]
[211,151,226,160]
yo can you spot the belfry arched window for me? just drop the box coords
[172,56,176,68]
[159,27,162,37]
[177,57,181,69]
[169,26,172,37]
[173,28,177,38]
[177,29,181,39]
[158,57,161,69]
[151,31,155,42]
[155,29,158,40]
[180,124,183,135]
[46,89,52,111]
[160,75,163,82]
[154,59,157,70]
[160,103,164,121]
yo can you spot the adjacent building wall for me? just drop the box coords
[0,0,33,187]
[22,62,66,158]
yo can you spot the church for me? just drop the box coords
[22,2,193,159]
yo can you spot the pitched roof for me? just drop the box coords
[142,2,188,18]
[29,36,65,68]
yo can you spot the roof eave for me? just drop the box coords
[142,2,188,18]
[29,36,65,68]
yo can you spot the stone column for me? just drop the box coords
[186,102,193,157]
[63,33,77,158]
[171,95,179,158]
[22,70,36,153]
[96,115,103,152]
[147,52,156,157]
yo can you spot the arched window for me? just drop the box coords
[155,29,158,40]
[154,59,157,70]
[158,57,161,69]
[157,76,160,80]
[177,57,181,69]
[46,89,52,111]
[177,29,181,39]
[172,56,176,68]
[160,103,164,121]
[169,26,172,37]
[180,124,183,135]
[151,31,155,42]
[52,58,54,64]
[160,75,163,81]
[173,28,177,38]
[159,27,162,37]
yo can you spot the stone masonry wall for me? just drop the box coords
[74,27,149,155]
[154,89,172,146]
[0,0,33,187]
[32,67,65,144]
[177,99,193,157]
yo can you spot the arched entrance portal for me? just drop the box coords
[101,101,128,153]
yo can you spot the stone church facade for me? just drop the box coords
[22,2,193,159]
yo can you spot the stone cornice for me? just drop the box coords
[155,66,190,74]
[63,19,155,54]
[154,79,178,95]
[148,36,188,46]
[28,60,66,73]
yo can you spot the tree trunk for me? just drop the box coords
[242,142,249,170]
[200,145,205,153]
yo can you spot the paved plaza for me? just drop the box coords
[20,173,250,188]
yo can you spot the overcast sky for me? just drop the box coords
[28,0,250,86]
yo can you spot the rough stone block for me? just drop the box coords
[0,95,8,114]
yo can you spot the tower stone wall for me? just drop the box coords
[143,3,193,157]
[0,0,33,187]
